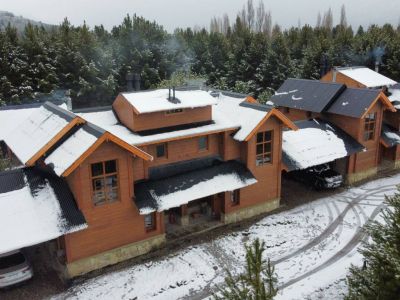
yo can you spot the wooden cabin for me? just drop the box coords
[0,88,296,278]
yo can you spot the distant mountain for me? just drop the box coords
[0,11,54,32]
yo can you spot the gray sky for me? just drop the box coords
[0,0,399,32]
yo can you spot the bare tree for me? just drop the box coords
[246,0,255,30]
[263,11,272,37]
[255,0,265,32]
[340,4,347,28]
[210,17,220,33]
[322,7,333,31]
[316,12,321,28]
[222,13,230,35]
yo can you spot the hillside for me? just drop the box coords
[0,11,53,32]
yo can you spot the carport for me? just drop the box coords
[282,118,365,175]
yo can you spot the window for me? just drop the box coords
[364,113,376,141]
[256,131,273,166]
[91,160,118,206]
[231,190,240,206]
[144,213,156,231]
[198,136,208,151]
[166,108,184,115]
[156,143,167,158]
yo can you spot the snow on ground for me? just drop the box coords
[51,173,400,300]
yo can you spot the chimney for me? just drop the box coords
[375,60,380,73]
[173,86,176,100]
[168,87,172,100]
[133,73,141,91]
[332,67,338,82]
[126,72,134,92]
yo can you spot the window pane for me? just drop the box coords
[364,132,370,141]
[256,155,263,166]
[105,160,117,174]
[256,144,263,155]
[369,123,375,131]
[145,214,154,229]
[156,144,166,158]
[198,136,207,150]
[265,143,271,153]
[264,131,272,141]
[263,153,272,163]
[91,162,103,177]
[93,178,104,190]
[257,132,263,143]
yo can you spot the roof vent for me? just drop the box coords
[167,86,181,104]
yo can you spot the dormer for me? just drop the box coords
[112,88,217,133]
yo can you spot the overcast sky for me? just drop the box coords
[1,0,399,32]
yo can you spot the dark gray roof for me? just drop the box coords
[134,160,256,213]
[43,101,77,122]
[283,119,365,171]
[0,167,86,230]
[326,88,381,118]
[271,79,345,113]
[239,101,274,112]
[381,124,400,147]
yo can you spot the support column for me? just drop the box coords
[180,204,189,226]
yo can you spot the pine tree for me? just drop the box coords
[214,238,278,300]
[346,186,400,300]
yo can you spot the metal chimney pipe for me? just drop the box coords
[126,72,134,92]
[173,86,176,100]
[133,73,141,91]
[332,67,338,82]
[168,87,171,100]
[375,61,380,73]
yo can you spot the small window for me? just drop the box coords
[256,130,273,166]
[144,213,156,231]
[166,108,184,115]
[363,112,376,141]
[231,190,240,206]
[91,160,118,206]
[156,143,167,158]
[198,136,208,151]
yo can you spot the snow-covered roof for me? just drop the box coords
[283,119,365,171]
[381,124,400,147]
[135,160,257,214]
[45,125,102,176]
[76,102,239,146]
[121,89,218,114]
[214,94,272,141]
[3,103,77,164]
[0,103,42,141]
[0,168,87,254]
[389,86,400,109]
[337,67,397,88]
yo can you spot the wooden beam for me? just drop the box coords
[26,116,85,166]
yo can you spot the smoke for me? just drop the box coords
[371,46,385,63]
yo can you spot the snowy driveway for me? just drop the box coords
[52,173,400,300]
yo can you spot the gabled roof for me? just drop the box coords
[45,122,153,177]
[120,89,218,114]
[326,88,382,118]
[272,79,396,118]
[0,167,87,254]
[134,160,257,214]
[283,119,365,171]
[336,67,397,88]
[271,79,345,113]
[3,102,84,165]
[215,93,297,142]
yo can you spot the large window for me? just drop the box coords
[198,136,209,151]
[156,143,167,158]
[256,131,273,166]
[91,160,118,206]
[364,113,377,141]
[144,213,156,231]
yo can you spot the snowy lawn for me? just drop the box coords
[51,173,400,300]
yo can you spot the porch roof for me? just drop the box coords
[134,160,257,215]
[283,119,365,171]
[0,167,87,254]
[381,123,400,148]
